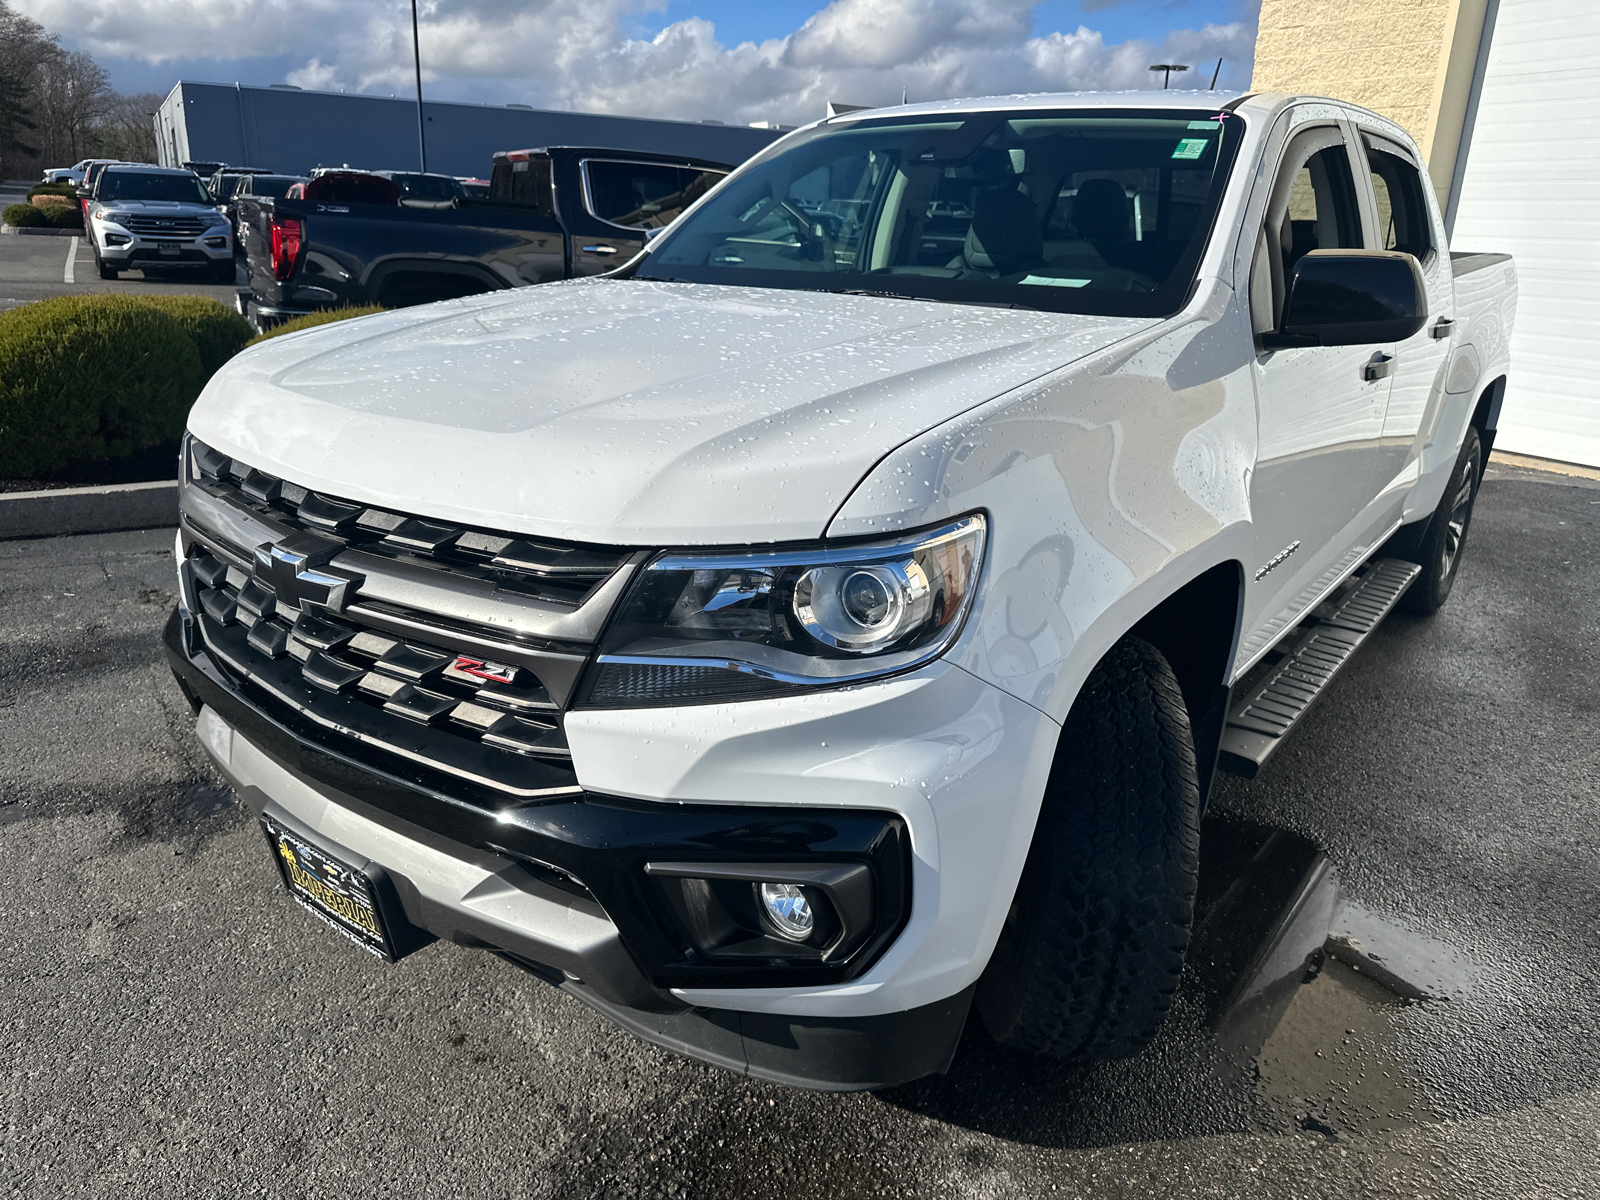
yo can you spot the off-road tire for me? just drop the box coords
[1399,425,1483,616]
[975,637,1201,1060]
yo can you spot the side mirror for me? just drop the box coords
[1262,250,1426,349]
[75,186,90,200]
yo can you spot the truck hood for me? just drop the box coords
[190,279,1150,545]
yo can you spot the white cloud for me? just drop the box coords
[12,0,1256,126]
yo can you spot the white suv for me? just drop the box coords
[87,165,235,282]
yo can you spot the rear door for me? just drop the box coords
[1239,121,1396,666]
[567,158,725,276]
[1357,132,1454,518]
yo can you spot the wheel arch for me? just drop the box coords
[1127,559,1245,807]
[1470,374,1507,476]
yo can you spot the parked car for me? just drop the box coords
[233,146,730,326]
[457,177,490,199]
[207,167,274,205]
[220,173,308,240]
[166,91,1517,1091]
[86,165,234,281]
[41,158,94,185]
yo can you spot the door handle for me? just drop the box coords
[581,244,618,255]
[1430,317,1454,339]
[1362,354,1394,382]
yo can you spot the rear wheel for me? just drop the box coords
[1399,426,1483,616]
[975,637,1201,1060]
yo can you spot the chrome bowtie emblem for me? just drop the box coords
[252,533,363,611]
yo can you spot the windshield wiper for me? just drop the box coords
[825,287,1035,312]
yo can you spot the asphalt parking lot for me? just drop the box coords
[2,462,1597,1199]
[0,181,241,313]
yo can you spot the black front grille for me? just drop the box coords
[188,544,579,798]
[124,214,208,236]
[178,438,644,802]
[189,439,628,608]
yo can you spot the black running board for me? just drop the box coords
[1218,558,1421,778]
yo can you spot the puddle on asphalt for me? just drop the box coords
[1196,818,1473,1139]
[1255,954,1436,1137]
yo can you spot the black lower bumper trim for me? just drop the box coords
[544,970,975,1092]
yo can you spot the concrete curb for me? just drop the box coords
[0,479,177,540]
[0,224,79,237]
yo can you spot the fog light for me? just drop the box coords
[758,882,815,941]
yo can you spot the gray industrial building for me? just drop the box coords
[153,81,788,179]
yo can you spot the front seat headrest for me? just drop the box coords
[964,188,1042,272]
[1072,178,1132,241]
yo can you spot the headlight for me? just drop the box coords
[95,210,127,223]
[580,514,985,707]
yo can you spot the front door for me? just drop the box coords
[568,158,726,276]
[1238,124,1396,668]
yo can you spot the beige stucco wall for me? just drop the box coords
[1252,0,1490,201]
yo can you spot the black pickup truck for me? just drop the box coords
[234,146,732,327]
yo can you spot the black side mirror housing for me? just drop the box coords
[1262,249,1427,349]
[75,186,90,200]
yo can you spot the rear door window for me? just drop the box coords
[1363,140,1434,260]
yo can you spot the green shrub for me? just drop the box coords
[245,304,387,346]
[44,204,83,229]
[0,296,203,478]
[133,296,253,378]
[3,203,46,227]
[27,181,78,200]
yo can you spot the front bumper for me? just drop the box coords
[165,605,977,1089]
[98,229,231,265]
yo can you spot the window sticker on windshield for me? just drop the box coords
[1019,276,1091,288]
[1187,120,1222,130]
[1171,138,1211,160]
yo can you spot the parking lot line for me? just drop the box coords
[63,236,77,284]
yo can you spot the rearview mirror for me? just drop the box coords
[1262,250,1426,349]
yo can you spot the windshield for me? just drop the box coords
[98,171,213,204]
[636,108,1242,317]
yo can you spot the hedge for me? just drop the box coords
[134,296,254,377]
[27,181,78,200]
[3,203,45,227]
[44,204,83,229]
[31,194,73,209]
[0,296,202,477]
[246,305,386,346]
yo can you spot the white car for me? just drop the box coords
[85,165,235,282]
[164,90,1516,1090]
[41,158,93,185]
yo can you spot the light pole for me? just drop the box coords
[1148,63,1189,90]
[410,0,427,173]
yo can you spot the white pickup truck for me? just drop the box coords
[165,91,1516,1091]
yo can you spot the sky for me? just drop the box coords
[12,0,1261,127]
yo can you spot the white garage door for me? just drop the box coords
[1451,0,1600,467]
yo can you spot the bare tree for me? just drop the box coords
[31,48,110,164]
[88,91,161,164]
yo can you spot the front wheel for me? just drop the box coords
[96,255,119,280]
[1399,426,1483,615]
[209,260,237,284]
[975,637,1201,1061]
